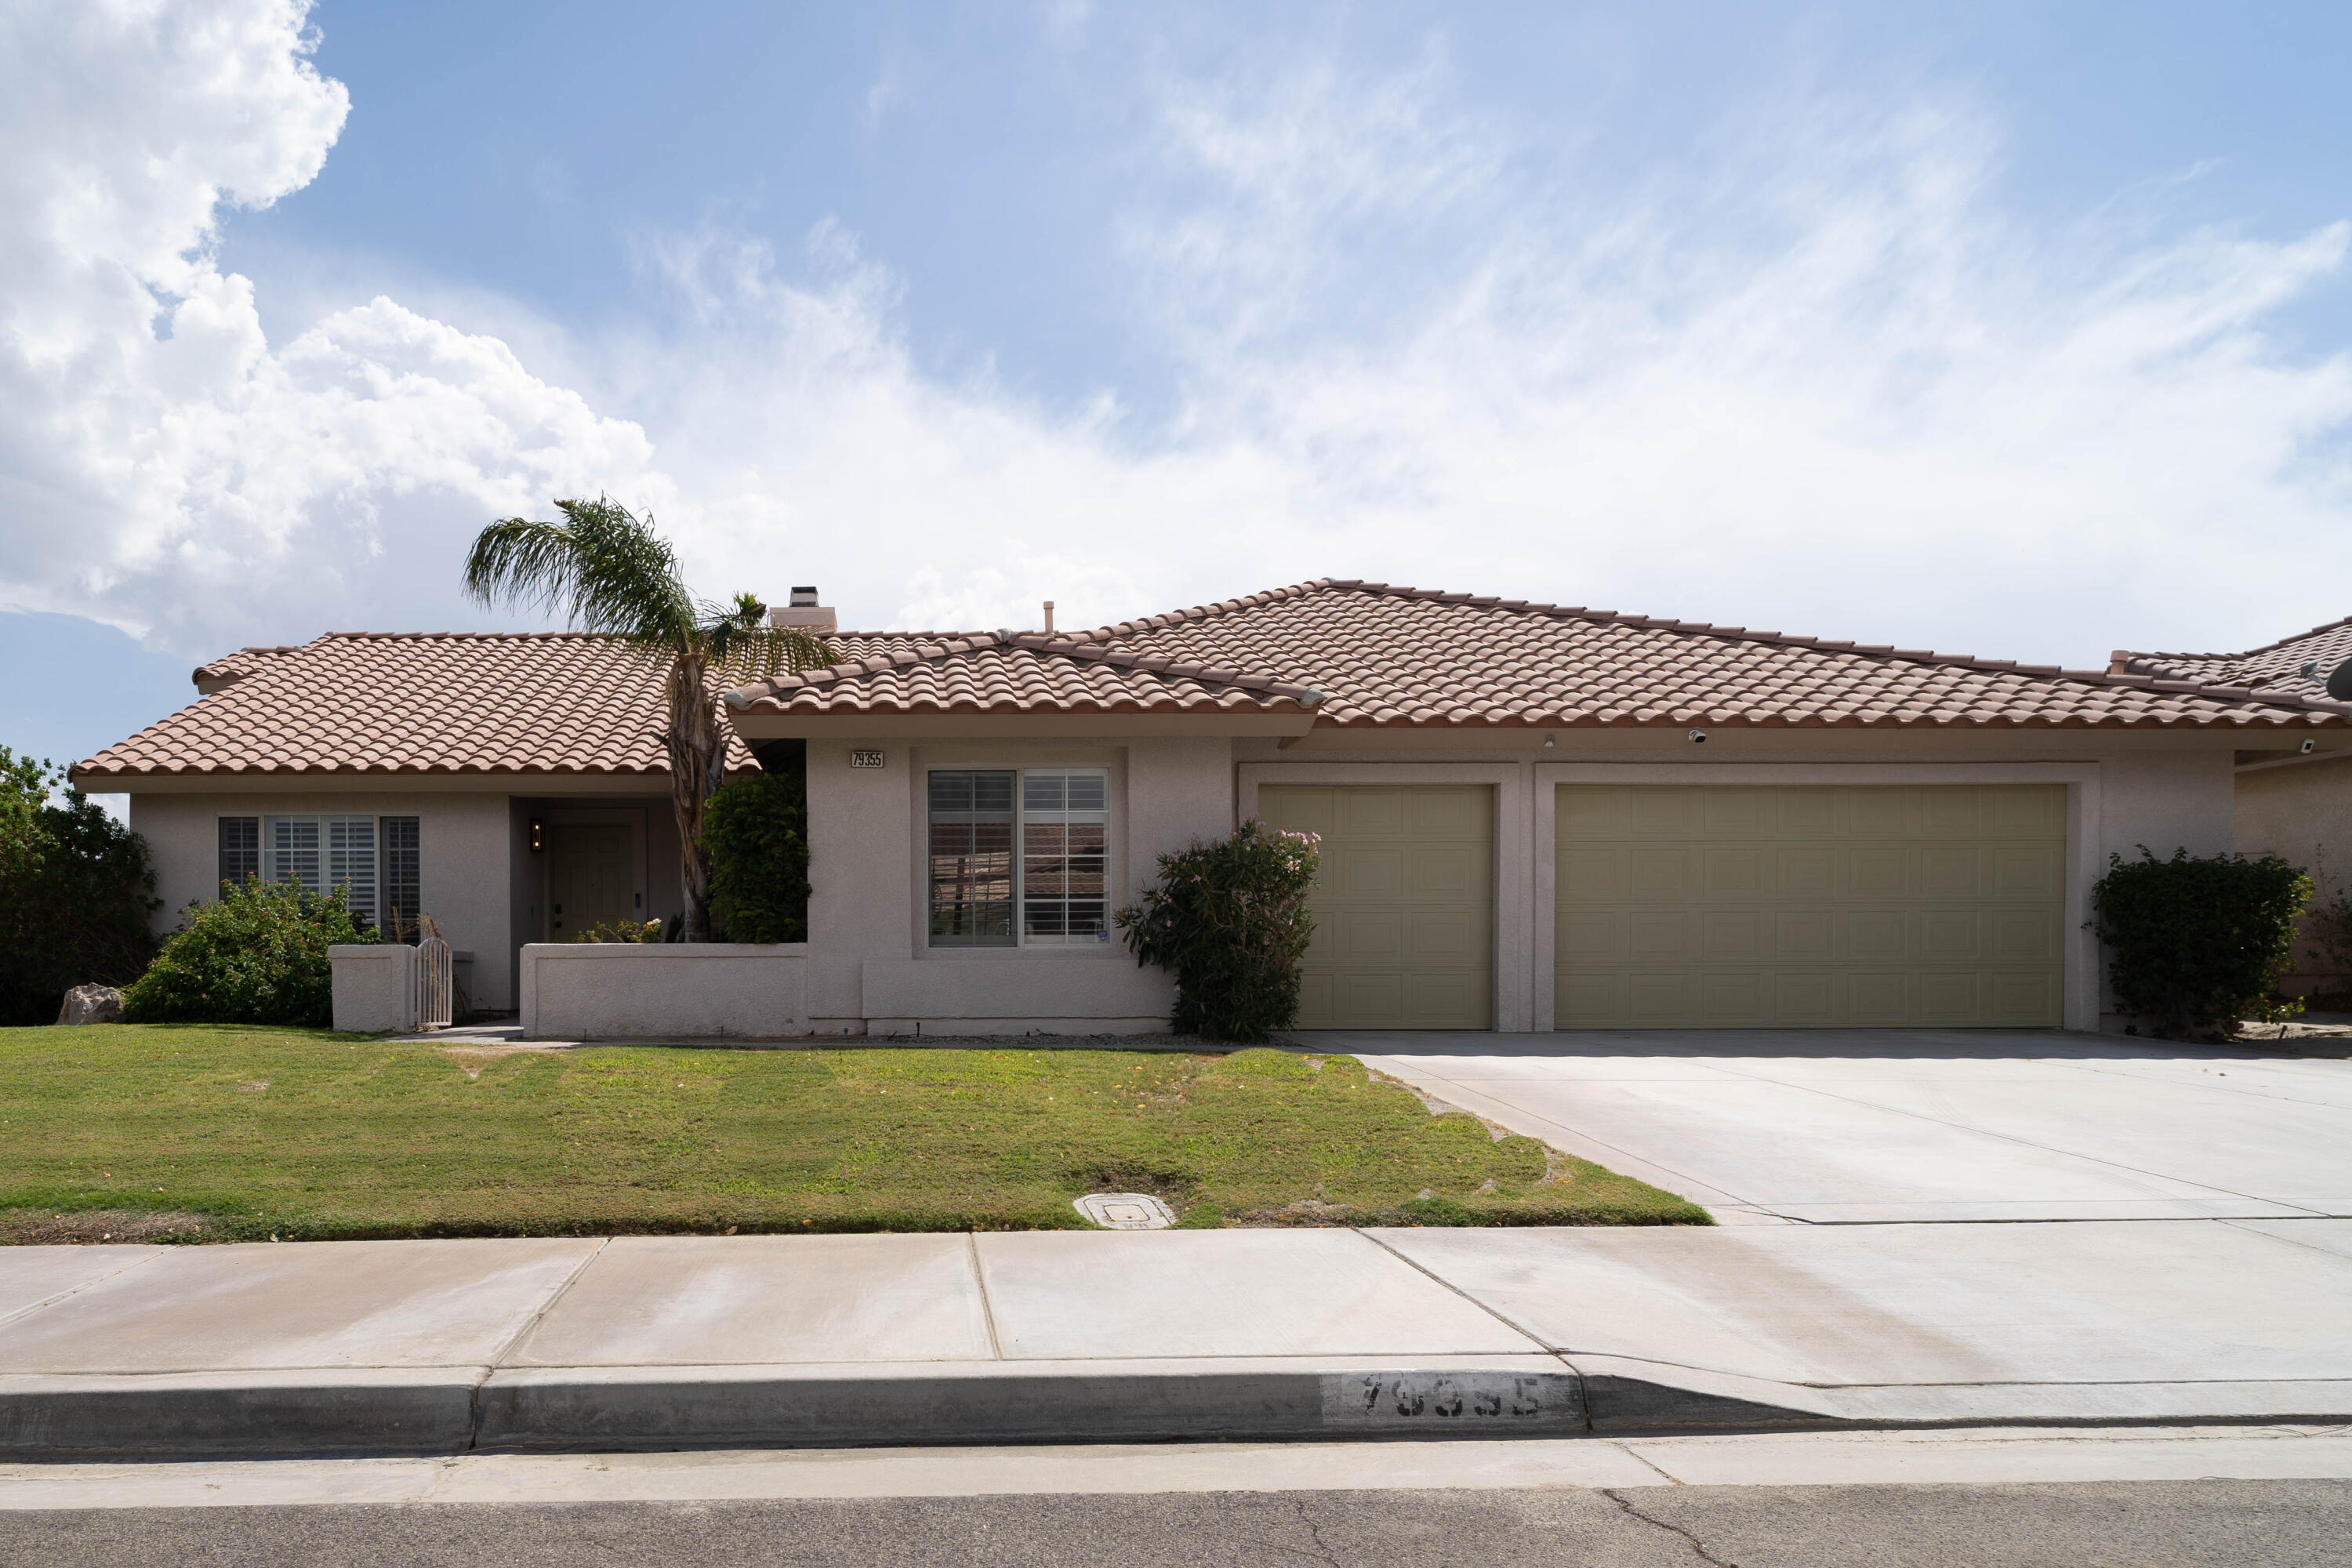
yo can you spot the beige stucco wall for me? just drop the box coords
[2234,754,2352,994]
[131,790,520,1011]
[801,736,1220,1033]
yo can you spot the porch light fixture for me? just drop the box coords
[528,817,545,852]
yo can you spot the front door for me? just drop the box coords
[548,822,637,938]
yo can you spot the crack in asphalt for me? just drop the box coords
[1602,1488,1741,1567]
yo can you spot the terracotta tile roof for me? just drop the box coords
[724,631,1324,717]
[76,633,761,780]
[2120,616,2352,705]
[1032,580,2349,731]
[191,644,304,695]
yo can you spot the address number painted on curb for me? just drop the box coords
[1320,1373,1576,1427]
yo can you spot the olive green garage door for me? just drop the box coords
[1258,785,1494,1029]
[1555,784,2065,1028]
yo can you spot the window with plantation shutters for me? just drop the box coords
[927,768,1111,948]
[263,815,379,926]
[381,817,420,938]
[218,817,259,890]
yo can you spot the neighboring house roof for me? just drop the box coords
[733,580,2352,731]
[2117,616,2352,705]
[77,633,758,780]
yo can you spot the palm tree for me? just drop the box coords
[463,498,831,942]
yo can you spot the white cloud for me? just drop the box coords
[4,3,2352,673]
[0,0,662,648]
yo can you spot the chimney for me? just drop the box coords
[1043,600,1055,637]
[769,586,837,635]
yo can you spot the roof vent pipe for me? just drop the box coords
[1044,601,1054,637]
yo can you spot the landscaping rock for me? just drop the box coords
[55,984,125,1025]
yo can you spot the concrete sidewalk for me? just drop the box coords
[4,1220,2350,1457]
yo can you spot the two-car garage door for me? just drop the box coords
[1555,784,2066,1028]
[1260,780,2064,1030]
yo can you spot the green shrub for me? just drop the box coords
[123,878,368,1026]
[1116,820,1320,1043]
[702,768,809,942]
[0,749,159,1025]
[572,918,662,943]
[2089,847,2311,1040]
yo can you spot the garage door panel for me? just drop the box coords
[1777,972,1837,1022]
[1334,846,1403,898]
[1849,911,1907,959]
[1557,784,2064,1029]
[1559,847,1623,898]
[1848,848,1909,896]
[1918,848,1981,896]
[1777,847,1836,893]
[1628,848,1693,896]
[1920,910,1981,958]
[1263,783,1493,1030]
[1406,846,1483,898]
[1338,789,1406,836]
[1703,789,1774,835]
[1327,909,1406,967]
[1994,846,2064,897]
[1773,910,1836,958]
[1702,847,1768,895]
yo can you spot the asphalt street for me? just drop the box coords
[4,1481,2347,1567]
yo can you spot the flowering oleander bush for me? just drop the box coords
[1117,821,1321,1043]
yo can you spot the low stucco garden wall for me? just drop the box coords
[519,943,813,1040]
[330,944,416,1033]
[517,944,1177,1039]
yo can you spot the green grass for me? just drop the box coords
[0,1025,1710,1241]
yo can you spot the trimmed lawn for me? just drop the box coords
[0,1025,1708,1240]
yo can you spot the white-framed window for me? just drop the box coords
[219,815,421,932]
[927,768,1110,947]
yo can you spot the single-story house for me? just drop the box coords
[2117,618,2352,996]
[73,579,2352,1034]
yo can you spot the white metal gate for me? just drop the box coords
[415,936,455,1030]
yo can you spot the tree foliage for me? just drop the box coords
[702,767,811,942]
[0,748,159,1025]
[2089,847,2311,1040]
[1116,822,1321,1043]
[462,497,830,940]
[123,878,368,1027]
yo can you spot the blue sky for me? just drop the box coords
[7,0,2352,798]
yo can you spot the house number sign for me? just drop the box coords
[849,750,886,768]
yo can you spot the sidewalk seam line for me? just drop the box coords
[967,1232,1005,1360]
[1348,1227,1594,1431]
[0,1249,172,1335]
[470,1237,611,1451]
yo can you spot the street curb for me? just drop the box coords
[0,1356,1829,1459]
[12,1359,2343,1459]
[0,1370,475,1458]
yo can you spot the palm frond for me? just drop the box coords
[709,620,839,683]
[463,497,697,653]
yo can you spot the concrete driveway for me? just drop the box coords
[1324,1029,2352,1224]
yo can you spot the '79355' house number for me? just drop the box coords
[849,750,886,768]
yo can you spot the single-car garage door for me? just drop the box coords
[1258,785,1494,1029]
[1555,784,2065,1028]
